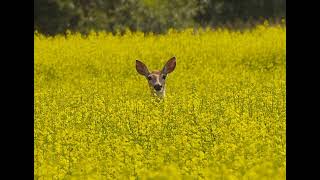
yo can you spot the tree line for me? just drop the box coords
[34,0,286,35]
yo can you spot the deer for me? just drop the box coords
[135,57,176,98]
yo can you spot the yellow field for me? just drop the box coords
[34,24,286,179]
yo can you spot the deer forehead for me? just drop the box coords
[150,70,161,75]
[148,70,166,84]
[149,70,162,79]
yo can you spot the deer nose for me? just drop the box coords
[154,84,162,91]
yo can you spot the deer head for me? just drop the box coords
[136,57,176,98]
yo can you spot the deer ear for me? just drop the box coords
[162,57,176,74]
[136,60,149,76]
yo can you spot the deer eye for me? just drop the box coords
[147,76,152,80]
[162,75,166,79]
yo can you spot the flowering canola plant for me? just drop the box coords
[34,24,286,179]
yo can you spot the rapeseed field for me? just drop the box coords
[34,24,286,179]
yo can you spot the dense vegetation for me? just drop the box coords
[34,0,286,35]
[34,24,286,179]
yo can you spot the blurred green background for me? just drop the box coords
[34,0,286,35]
